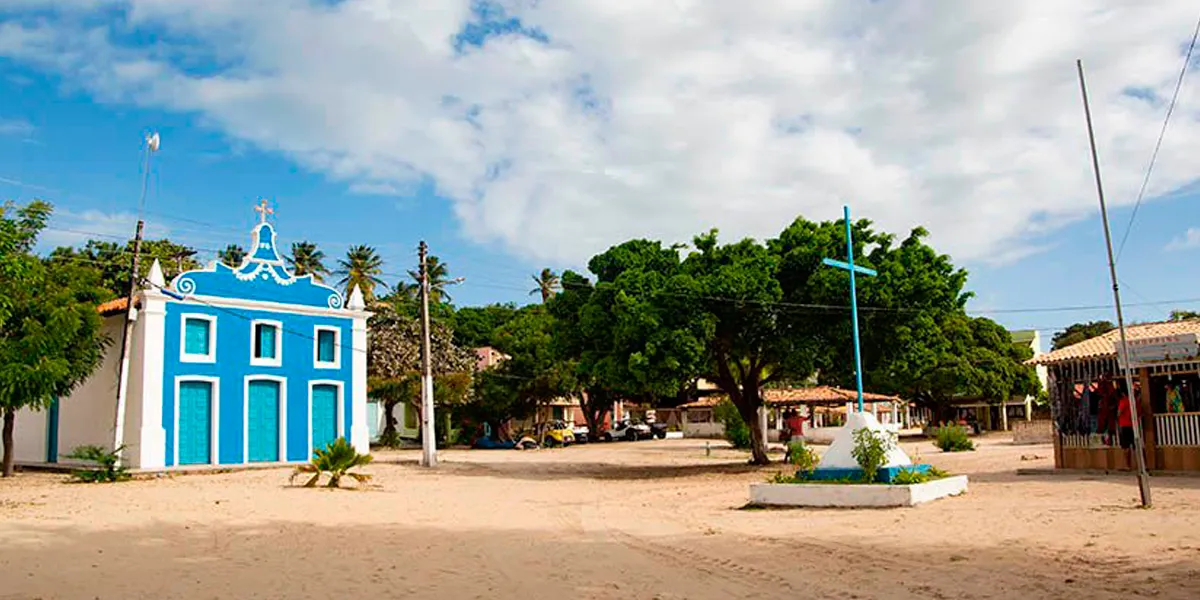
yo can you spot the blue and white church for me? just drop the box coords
[14,201,371,470]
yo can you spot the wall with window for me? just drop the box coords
[159,301,353,466]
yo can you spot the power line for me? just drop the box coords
[1115,11,1200,262]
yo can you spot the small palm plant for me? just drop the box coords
[290,438,373,489]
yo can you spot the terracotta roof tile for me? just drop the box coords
[1028,320,1200,366]
[96,297,138,316]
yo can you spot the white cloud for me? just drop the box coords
[38,207,170,251]
[1167,228,1200,250]
[4,1,1200,268]
[0,118,34,137]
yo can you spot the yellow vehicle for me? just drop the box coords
[541,420,575,447]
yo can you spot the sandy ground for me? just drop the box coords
[2,435,1200,600]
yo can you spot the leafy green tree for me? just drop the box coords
[885,313,1041,422]
[49,238,201,299]
[337,245,386,302]
[529,268,561,303]
[451,303,518,348]
[1051,320,1114,350]
[367,303,475,443]
[287,241,330,282]
[556,215,1033,464]
[1,201,111,477]
[217,244,247,268]
[1169,310,1200,322]
[550,243,708,439]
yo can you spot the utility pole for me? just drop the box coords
[418,240,437,467]
[113,132,159,463]
[1077,59,1152,507]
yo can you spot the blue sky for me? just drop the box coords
[4,1,1200,354]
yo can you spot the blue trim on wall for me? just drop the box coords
[161,301,353,467]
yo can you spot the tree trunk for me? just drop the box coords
[381,399,399,444]
[2,409,15,477]
[713,351,770,465]
[734,400,770,465]
[581,388,612,442]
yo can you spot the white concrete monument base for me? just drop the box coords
[819,410,912,470]
[749,476,969,508]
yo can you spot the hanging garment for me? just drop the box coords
[1168,386,1185,414]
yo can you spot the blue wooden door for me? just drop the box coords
[178,381,213,465]
[311,384,338,455]
[247,380,280,462]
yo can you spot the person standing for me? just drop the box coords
[1117,382,1136,468]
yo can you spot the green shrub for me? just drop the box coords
[714,399,751,449]
[933,425,975,452]
[785,440,820,475]
[927,466,951,479]
[66,445,129,483]
[291,438,373,489]
[767,471,801,484]
[851,427,896,483]
[376,430,404,449]
[891,468,930,485]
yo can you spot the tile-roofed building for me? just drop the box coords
[1028,321,1200,366]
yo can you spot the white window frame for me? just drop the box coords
[243,375,288,464]
[307,380,345,454]
[249,319,283,367]
[173,376,220,467]
[179,313,217,364]
[313,325,341,370]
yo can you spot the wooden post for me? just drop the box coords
[1139,367,1156,470]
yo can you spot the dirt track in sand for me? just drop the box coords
[2,435,1199,599]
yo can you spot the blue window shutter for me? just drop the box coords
[184,318,210,355]
[317,330,336,363]
[256,324,277,359]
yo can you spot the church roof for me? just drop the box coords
[167,202,347,310]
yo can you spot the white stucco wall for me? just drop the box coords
[12,408,49,463]
[56,317,124,463]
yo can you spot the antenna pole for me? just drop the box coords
[112,133,156,463]
[1077,59,1152,507]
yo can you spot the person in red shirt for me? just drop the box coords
[1116,382,1136,467]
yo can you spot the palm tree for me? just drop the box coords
[218,244,246,268]
[529,268,561,303]
[288,240,330,282]
[407,255,453,303]
[337,245,386,302]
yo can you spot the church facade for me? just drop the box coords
[13,204,370,470]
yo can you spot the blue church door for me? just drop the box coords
[247,380,281,462]
[311,384,338,456]
[178,381,213,465]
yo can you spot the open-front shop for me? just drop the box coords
[1032,322,1200,471]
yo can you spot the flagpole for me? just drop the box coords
[1076,59,1152,507]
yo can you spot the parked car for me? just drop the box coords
[541,420,576,447]
[603,419,652,441]
[647,421,668,439]
[572,424,590,443]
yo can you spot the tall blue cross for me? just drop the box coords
[822,205,877,413]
